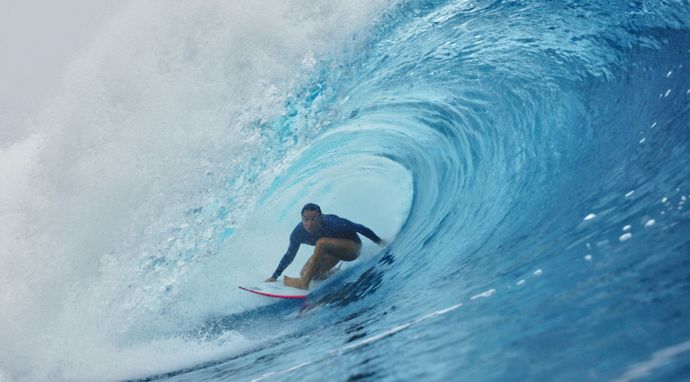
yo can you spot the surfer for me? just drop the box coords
[265,203,386,290]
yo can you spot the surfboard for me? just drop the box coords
[238,283,310,299]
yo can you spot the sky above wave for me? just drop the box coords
[0,0,130,142]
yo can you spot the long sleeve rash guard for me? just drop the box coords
[271,214,382,279]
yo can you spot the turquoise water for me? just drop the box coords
[1,1,689,381]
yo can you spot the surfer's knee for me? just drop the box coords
[314,238,360,261]
[314,237,333,252]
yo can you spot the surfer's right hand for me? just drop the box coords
[265,276,277,282]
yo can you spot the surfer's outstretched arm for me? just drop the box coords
[267,231,301,282]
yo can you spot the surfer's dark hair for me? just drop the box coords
[301,203,322,215]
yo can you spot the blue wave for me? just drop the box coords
[45,1,688,381]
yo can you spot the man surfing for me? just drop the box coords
[265,203,386,290]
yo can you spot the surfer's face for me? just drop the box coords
[301,211,322,234]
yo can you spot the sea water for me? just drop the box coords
[1,1,689,381]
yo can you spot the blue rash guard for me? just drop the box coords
[271,214,382,279]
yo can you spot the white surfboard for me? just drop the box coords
[240,267,339,299]
[238,282,312,299]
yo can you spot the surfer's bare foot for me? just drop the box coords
[284,276,309,290]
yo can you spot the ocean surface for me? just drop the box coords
[1,1,690,381]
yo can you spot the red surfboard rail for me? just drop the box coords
[238,286,308,299]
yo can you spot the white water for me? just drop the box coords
[0,2,406,381]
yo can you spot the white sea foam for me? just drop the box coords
[470,289,496,300]
[614,340,690,382]
[0,1,394,381]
